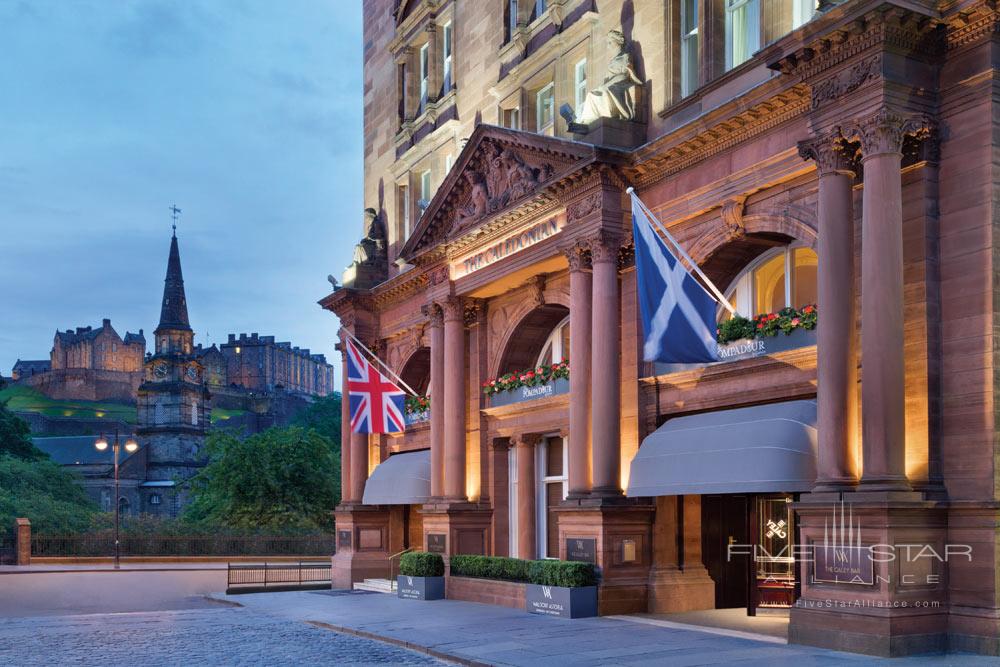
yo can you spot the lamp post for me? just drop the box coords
[95,431,138,569]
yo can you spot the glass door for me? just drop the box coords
[755,495,796,608]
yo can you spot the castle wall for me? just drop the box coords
[23,368,142,404]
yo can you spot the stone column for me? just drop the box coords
[589,232,623,498]
[350,432,368,503]
[424,304,445,498]
[425,24,439,104]
[442,297,467,500]
[565,243,592,498]
[15,518,30,566]
[849,108,927,491]
[515,436,538,559]
[798,133,859,489]
[339,337,352,502]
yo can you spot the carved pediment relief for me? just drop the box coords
[399,125,597,261]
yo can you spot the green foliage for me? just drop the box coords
[184,426,340,531]
[291,393,342,444]
[0,455,99,533]
[0,385,136,423]
[0,399,46,460]
[399,551,444,577]
[449,554,595,587]
[716,304,818,345]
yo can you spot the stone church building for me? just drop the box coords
[323,0,1000,657]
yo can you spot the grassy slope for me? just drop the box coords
[1,385,248,425]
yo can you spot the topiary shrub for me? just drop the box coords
[449,554,596,587]
[399,551,444,577]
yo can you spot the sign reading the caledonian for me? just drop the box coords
[456,218,561,277]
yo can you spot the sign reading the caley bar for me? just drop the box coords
[813,546,875,585]
[455,217,561,277]
[427,533,446,553]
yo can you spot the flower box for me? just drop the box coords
[397,574,445,600]
[405,410,429,426]
[655,327,816,375]
[489,376,570,408]
[525,583,598,619]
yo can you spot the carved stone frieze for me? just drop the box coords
[524,275,546,308]
[451,138,555,232]
[810,53,882,110]
[427,264,450,286]
[566,191,603,222]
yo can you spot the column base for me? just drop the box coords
[332,504,393,589]
[419,500,493,561]
[647,566,716,614]
[811,477,858,493]
[789,493,949,657]
[858,475,913,493]
[554,501,654,615]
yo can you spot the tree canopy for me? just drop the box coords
[0,455,99,534]
[0,399,46,460]
[290,392,342,444]
[184,426,340,531]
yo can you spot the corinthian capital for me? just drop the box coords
[797,131,857,176]
[588,230,622,264]
[843,107,932,159]
[561,240,591,272]
[421,302,444,327]
[440,296,465,323]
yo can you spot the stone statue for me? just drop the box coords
[575,30,643,124]
[344,207,388,288]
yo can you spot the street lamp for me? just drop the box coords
[95,430,138,569]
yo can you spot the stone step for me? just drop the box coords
[352,578,396,593]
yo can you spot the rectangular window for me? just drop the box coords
[537,436,568,559]
[419,170,432,214]
[419,42,429,112]
[399,184,411,239]
[573,59,587,116]
[445,153,455,173]
[725,0,760,71]
[502,106,520,130]
[442,21,453,94]
[534,0,547,19]
[508,0,518,41]
[535,83,555,135]
[681,0,699,97]
[191,403,198,426]
[792,0,817,29]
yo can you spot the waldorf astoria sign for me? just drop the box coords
[455,217,561,277]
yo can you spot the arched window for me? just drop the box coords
[534,316,570,367]
[720,244,817,320]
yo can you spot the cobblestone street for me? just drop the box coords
[0,605,442,666]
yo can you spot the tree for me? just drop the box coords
[0,455,99,533]
[0,400,46,460]
[291,392,342,444]
[184,426,340,531]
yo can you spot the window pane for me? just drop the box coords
[793,247,818,308]
[560,323,570,364]
[682,0,697,32]
[753,251,786,315]
[545,482,562,558]
[546,437,563,477]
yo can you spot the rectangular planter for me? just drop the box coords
[655,327,817,375]
[445,575,525,609]
[489,376,569,408]
[397,574,445,600]
[525,584,598,619]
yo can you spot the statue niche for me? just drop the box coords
[453,140,554,231]
[343,207,388,289]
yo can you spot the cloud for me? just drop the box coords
[105,1,206,59]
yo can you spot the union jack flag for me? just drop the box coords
[346,338,406,434]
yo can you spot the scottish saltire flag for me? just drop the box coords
[346,339,406,434]
[632,207,720,364]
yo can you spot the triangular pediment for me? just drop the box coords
[400,125,601,259]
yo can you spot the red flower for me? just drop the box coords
[792,318,800,325]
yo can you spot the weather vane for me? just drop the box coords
[169,204,182,235]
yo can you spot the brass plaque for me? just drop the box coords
[621,539,637,563]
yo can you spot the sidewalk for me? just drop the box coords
[215,590,996,666]
[0,562,228,574]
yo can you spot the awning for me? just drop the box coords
[626,400,817,497]
[362,449,431,505]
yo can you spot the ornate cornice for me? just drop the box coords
[945,3,1000,51]
[768,6,944,80]
[629,86,810,188]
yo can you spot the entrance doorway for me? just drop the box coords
[701,493,797,613]
[702,494,750,609]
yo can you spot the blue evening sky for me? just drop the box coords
[0,0,360,374]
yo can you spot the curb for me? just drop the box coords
[0,566,227,575]
[305,620,490,667]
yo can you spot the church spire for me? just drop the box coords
[156,229,192,334]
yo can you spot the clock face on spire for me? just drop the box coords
[154,363,168,379]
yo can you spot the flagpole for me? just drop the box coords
[627,187,736,315]
[341,329,420,396]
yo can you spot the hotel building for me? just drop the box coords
[321,0,1000,656]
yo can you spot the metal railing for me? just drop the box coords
[386,547,413,589]
[227,561,332,594]
[32,534,337,558]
